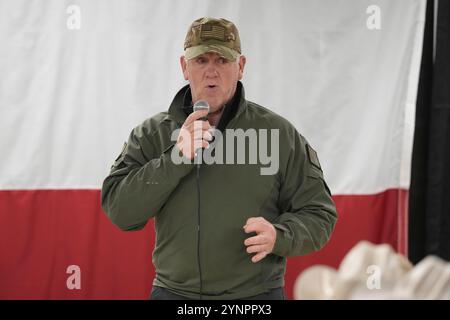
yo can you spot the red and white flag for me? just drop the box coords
[0,0,426,299]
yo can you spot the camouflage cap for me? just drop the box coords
[184,17,241,61]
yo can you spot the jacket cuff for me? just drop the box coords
[271,223,293,257]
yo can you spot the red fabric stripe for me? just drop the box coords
[0,190,154,299]
[0,189,407,299]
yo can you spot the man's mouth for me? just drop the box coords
[205,85,219,94]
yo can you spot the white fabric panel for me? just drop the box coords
[0,0,425,193]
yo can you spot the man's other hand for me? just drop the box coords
[243,217,277,263]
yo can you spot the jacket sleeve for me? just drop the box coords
[101,125,194,231]
[271,128,338,257]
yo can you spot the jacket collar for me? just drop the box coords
[167,81,247,131]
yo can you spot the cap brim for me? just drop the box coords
[185,44,239,61]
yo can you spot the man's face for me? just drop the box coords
[180,52,246,113]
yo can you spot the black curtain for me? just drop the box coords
[409,0,450,263]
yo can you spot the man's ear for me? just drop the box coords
[180,56,189,80]
[238,55,246,80]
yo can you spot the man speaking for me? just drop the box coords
[101,17,337,300]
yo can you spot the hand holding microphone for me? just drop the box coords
[176,100,213,160]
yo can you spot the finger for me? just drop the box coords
[186,109,209,124]
[251,251,268,263]
[192,128,205,140]
[185,120,211,131]
[244,217,265,227]
[208,126,216,134]
[201,140,210,149]
[193,140,209,151]
[244,222,265,234]
[191,128,213,141]
[183,120,211,131]
[203,130,213,141]
[244,235,267,246]
[185,110,209,125]
[189,131,213,143]
[177,127,191,141]
[246,244,266,254]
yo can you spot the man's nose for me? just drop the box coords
[205,63,218,77]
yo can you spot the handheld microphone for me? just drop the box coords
[193,100,210,166]
[193,100,210,120]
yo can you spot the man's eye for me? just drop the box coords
[196,57,206,64]
[218,58,227,64]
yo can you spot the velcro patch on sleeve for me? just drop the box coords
[306,144,322,170]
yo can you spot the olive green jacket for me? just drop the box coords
[101,82,337,300]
